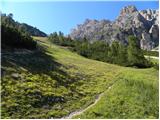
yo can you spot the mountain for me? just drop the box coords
[1,13,47,37]
[70,6,159,50]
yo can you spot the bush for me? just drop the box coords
[1,24,37,50]
[153,63,159,70]
[48,32,75,47]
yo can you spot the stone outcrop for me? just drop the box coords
[70,5,159,50]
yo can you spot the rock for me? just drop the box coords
[142,32,151,41]
[139,9,159,24]
[149,24,159,47]
[149,24,159,40]
[43,105,50,109]
[120,5,138,16]
[70,5,159,50]
[140,32,153,50]
[11,73,20,79]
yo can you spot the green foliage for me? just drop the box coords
[1,24,37,50]
[153,63,159,70]
[108,41,120,64]
[145,56,159,70]
[48,34,151,68]
[143,50,159,57]
[117,44,128,66]
[1,13,47,37]
[90,41,109,61]
[127,36,150,68]
[77,38,90,57]
[48,32,75,47]
[74,68,159,119]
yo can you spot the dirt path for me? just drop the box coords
[61,86,112,119]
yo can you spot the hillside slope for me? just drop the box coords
[1,37,158,119]
[1,13,47,37]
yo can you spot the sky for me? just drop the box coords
[1,0,159,35]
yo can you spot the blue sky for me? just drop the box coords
[1,1,159,35]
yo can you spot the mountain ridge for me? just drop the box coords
[1,13,47,37]
[70,5,159,50]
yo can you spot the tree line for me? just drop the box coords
[48,32,153,68]
[1,13,47,37]
[2,24,37,50]
[1,13,37,50]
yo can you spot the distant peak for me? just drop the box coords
[120,5,138,15]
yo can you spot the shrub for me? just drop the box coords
[1,24,37,50]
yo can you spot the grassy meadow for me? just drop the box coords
[1,37,159,119]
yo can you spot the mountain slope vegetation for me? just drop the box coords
[74,68,158,119]
[1,24,37,50]
[1,13,47,37]
[48,32,152,68]
[1,37,158,119]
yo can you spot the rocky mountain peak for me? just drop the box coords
[70,5,159,50]
[120,5,138,16]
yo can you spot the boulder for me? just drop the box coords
[11,73,20,79]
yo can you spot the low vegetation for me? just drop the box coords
[1,37,158,119]
[74,68,158,119]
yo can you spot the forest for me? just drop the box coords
[48,32,155,68]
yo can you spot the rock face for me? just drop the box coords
[70,5,159,50]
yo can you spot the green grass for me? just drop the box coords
[149,58,159,64]
[143,50,159,57]
[1,37,159,119]
[74,68,158,119]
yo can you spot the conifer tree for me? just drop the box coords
[127,35,147,67]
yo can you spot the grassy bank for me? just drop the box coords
[1,37,158,119]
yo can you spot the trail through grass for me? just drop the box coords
[1,37,158,119]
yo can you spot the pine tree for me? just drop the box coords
[127,35,147,67]
[48,32,59,44]
[118,43,128,66]
[109,41,119,63]
[79,37,90,57]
